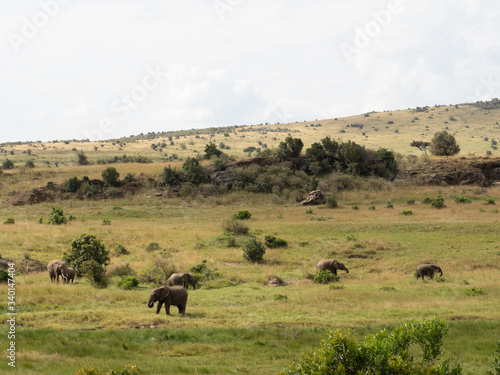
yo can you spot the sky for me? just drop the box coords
[1,0,499,142]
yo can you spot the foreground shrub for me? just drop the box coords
[313,270,339,284]
[264,235,288,248]
[243,238,266,263]
[0,269,9,283]
[75,364,140,375]
[234,210,251,220]
[3,218,15,224]
[48,206,67,225]
[223,219,249,235]
[145,242,161,252]
[325,196,338,208]
[455,196,472,203]
[431,195,446,209]
[114,244,129,256]
[80,260,109,288]
[485,198,496,205]
[280,318,462,375]
[117,276,139,290]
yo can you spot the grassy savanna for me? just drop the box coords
[1,183,500,373]
[2,102,500,170]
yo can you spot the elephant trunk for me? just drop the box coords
[345,268,349,274]
[439,268,443,276]
[147,295,156,308]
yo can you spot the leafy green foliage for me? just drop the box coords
[487,341,500,375]
[280,318,462,375]
[76,150,90,165]
[313,270,339,284]
[114,244,129,256]
[48,206,67,225]
[190,259,220,288]
[411,140,431,153]
[455,197,472,203]
[485,198,496,205]
[431,196,446,209]
[430,131,460,156]
[2,158,14,169]
[102,217,111,225]
[162,166,180,186]
[145,242,160,252]
[326,196,338,208]
[464,287,485,296]
[3,217,15,224]
[0,269,9,283]
[204,143,222,159]
[63,234,110,274]
[75,364,140,375]
[80,260,109,288]
[243,238,266,263]
[234,210,252,220]
[102,167,120,187]
[402,210,414,216]
[264,235,288,248]
[117,276,139,290]
[66,176,82,192]
[223,219,249,235]
[278,137,304,161]
[182,157,208,185]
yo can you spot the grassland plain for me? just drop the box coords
[1,103,500,374]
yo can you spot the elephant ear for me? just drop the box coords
[158,286,170,300]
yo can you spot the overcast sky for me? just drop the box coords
[1,0,499,142]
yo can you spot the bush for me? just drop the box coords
[402,210,413,216]
[162,166,180,186]
[264,235,288,248]
[139,255,176,284]
[222,219,249,235]
[66,177,81,193]
[485,198,496,205]
[430,130,460,156]
[117,276,139,290]
[102,218,111,225]
[313,269,339,284]
[280,318,461,375]
[0,269,9,283]
[63,234,110,274]
[455,197,472,203]
[25,160,35,168]
[102,167,120,186]
[3,218,15,224]
[76,150,89,165]
[190,259,220,288]
[80,260,109,288]
[2,159,14,169]
[431,195,446,209]
[48,207,67,225]
[234,210,251,220]
[108,264,135,277]
[75,364,140,375]
[464,287,485,296]
[243,238,266,263]
[114,244,129,256]
[326,196,338,208]
[145,242,160,252]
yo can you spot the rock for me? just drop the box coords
[299,190,325,205]
[268,277,287,287]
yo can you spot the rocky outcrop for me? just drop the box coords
[299,190,326,205]
[10,187,54,206]
[268,276,287,287]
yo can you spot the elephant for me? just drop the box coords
[316,259,349,276]
[47,259,69,284]
[167,272,196,290]
[63,267,76,283]
[147,286,188,316]
[416,264,443,280]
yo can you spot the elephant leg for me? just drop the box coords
[178,305,185,315]
[165,304,171,315]
[332,269,337,276]
[156,301,163,315]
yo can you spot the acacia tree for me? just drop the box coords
[411,140,431,154]
[430,131,460,156]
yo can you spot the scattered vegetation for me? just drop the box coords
[243,238,266,263]
[313,270,339,284]
[264,235,288,248]
[234,210,251,220]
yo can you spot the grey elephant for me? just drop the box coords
[416,264,443,280]
[147,286,188,316]
[316,259,349,276]
[63,267,76,283]
[168,273,196,290]
[47,259,69,284]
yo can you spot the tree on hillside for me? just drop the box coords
[204,143,222,159]
[102,167,120,186]
[430,131,460,156]
[278,137,303,161]
[410,140,431,154]
[182,157,208,185]
[76,150,89,165]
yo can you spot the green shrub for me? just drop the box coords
[464,287,485,296]
[314,269,339,284]
[386,202,394,208]
[63,234,110,273]
[431,195,446,209]
[423,197,432,204]
[280,318,461,375]
[48,207,67,225]
[145,242,160,252]
[264,235,288,248]
[243,239,266,263]
[117,276,139,290]
[326,196,338,208]
[352,205,359,210]
[273,294,288,301]
[80,260,109,288]
[190,259,220,288]
[330,284,345,290]
[75,364,141,375]
[234,210,251,220]
[3,218,15,224]
[102,217,111,225]
[102,167,120,187]
[162,166,180,186]
[114,244,129,256]
[434,276,445,282]
[25,160,35,168]
[485,198,496,205]
[2,159,14,169]
[455,196,472,203]
[402,210,413,216]
[65,177,81,192]
[222,219,249,235]
[305,208,314,214]
[0,269,9,283]
[487,341,500,375]
[368,205,376,210]
[407,199,415,205]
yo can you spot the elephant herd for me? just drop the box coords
[47,258,443,317]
